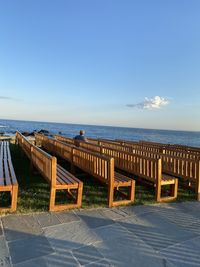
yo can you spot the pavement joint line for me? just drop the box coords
[1,218,13,267]
[72,243,112,267]
[158,234,200,253]
[82,258,111,267]
[69,249,81,266]
[41,217,87,230]
[12,252,57,267]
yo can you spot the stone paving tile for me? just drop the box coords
[2,214,43,242]
[94,234,175,267]
[93,223,129,242]
[84,259,113,266]
[34,212,61,228]
[153,204,200,227]
[118,204,160,217]
[13,251,79,267]
[149,203,200,235]
[160,236,200,267]
[54,211,80,224]
[178,201,200,220]
[99,208,128,221]
[8,235,54,265]
[72,244,103,266]
[75,209,114,229]
[0,236,11,267]
[118,211,197,252]
[44,220,100,252]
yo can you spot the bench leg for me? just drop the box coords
[76,183,83,208]
[170,179,178,199]
[49,188,56,211]
[128,180,135,202]
[155,184,161,202]
[196,177,200,201]
[11,185,18,212]
[108,184,114,208]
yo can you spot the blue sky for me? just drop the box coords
[0,0,200,131]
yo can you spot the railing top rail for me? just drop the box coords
[18,132,53,160]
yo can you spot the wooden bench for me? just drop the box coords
[35,134,135,207]
[52,135,200,200]
[78,141,178,202]
[0,141,18,212]
[126,147,200,200]
[16,132,83,211]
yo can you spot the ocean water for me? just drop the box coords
[0,119,200,147]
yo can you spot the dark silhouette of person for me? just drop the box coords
[74,130,88,146]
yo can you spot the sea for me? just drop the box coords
[0,119,200,147]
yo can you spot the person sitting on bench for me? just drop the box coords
[74,130,88,146]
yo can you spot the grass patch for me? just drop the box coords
[1,144,195,214]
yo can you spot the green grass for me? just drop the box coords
[0,144,196,214]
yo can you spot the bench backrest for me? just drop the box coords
[161,154,200,182]
[80,139,200,184]
[73,147,114,184]
[167,143,200,152]
[101,146,162,183]
[36,133,74,163]
[79,140,162,184]
[16,131,32,159]
[36,135,115,185]
[132,147,200,182]
[54,135,74,145]
[87,138,99,145]
[163,147,199,160]
[79,142,102,154]
[17,132,57,186]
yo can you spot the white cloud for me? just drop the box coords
[127,96,170,110]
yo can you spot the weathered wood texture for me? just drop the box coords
[79,142,178,202]
[16,132,83,211]
[50,135,200,200]
[35,133,135,207]
[0,141,18,212]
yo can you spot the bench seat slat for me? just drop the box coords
[0,142,4,185]
[0,141,18,212]
[57,165,80,185]
[114,172,131,182]
[4,158,12,186]
[6,142,18,185]
[57,170,74,185]
[3,143,12,186]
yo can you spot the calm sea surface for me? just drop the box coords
[0,119,200,147]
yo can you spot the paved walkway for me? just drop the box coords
[1,202,200,267]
